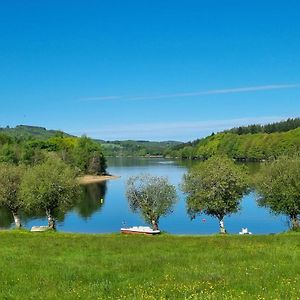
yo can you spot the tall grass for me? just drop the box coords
[0,231,299,299]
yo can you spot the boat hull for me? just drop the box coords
[121,227,160,235]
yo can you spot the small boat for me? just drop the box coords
[31,226,50,232]
[121,226,160,235]
[239,228,252,235]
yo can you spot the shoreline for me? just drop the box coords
[78,174,120,185]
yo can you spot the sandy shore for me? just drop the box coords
[78,175,120,185]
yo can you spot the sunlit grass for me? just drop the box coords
[0,231,299,299]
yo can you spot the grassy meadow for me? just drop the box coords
[0,231,299,299]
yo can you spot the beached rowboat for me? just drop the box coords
[121,226,160,235]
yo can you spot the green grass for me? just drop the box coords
[0,231,299,299]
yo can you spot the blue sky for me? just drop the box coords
[1,1,300,141]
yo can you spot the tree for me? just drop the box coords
[21,157,80,229]
[126,174,177,230]
[0,144,18,164]
[256,155,300,230]
[182,156,248,233]
[0,163,26,228]
[72,136,107,175]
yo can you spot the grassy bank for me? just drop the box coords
[0,231,299,299]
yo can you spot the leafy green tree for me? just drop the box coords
[0,163,26,228]
[20,144,46,166]
[126,174,177,230]
[182,156,248,233]
[72,136,106,175]
[21,157,79,229]
[0,144,18,164]
[256,155,300,230]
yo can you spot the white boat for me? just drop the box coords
[30,226,50,232]
[239,228,252,235]
[121,226,160,235]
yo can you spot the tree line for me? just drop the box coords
[166,127,300,161]
[0,133,107,175]
[102,140,180,157]
[126,155,300,233]
[226,117,300,135]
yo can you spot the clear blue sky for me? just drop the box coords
[1,1,300,141]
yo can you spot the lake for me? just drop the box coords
[1,157,287,234]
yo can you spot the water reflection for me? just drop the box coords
[0,158,287,234]
[0,207,13,228]
[75,182,107,219]
[0,183,107,229]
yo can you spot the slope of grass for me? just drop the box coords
[0,231,299,299]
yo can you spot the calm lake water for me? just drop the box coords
[1,157,287,234]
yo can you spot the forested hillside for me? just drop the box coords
[0,125,180,157]
[0,133,107,175]
[167,118,300,161]
[0,125,72,140]
[226,117,300,135]
[101,140,181,157]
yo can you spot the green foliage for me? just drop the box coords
[0,125,72,140]
[102,140,181,157]
[169,127,300,161]
[126,174,177,229]
[0,130,107,175]
[0,163,26,227]
[227,117,300,135]
[20,157,80,229]
[0,207,13,228]
[72,136,107,175]
[0,143,19,164]
[182,156,249,233]
[0,163,25,211]
[256,155,300,230]
[0,130,105,227]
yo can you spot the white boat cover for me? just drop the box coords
[121,226,160,234]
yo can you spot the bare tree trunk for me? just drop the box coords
[12,211,22,228]
[46,210,56,230]
[151,219,159,230]
[219,218,226,234]
[290,215,299,230]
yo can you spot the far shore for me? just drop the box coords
[78,174,120,185]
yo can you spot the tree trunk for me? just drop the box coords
[290,215,299,230]
[219,218,226,234]
[151,219,159,230]
[12,211,22,228]
[46,210,56,230]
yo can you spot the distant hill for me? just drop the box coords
[0,126,106,174]
[167,118,300,161]
[0,125,72,140]
[101,140,182,157]
[0,125,181,157]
